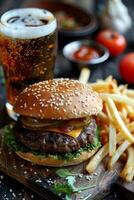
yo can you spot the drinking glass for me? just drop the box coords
[0,8,57,119]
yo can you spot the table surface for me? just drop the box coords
[0,0,134,200]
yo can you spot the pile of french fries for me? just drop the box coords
[79,71,134,182]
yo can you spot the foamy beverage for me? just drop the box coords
[0,8,57,117]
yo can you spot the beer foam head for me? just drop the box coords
[0,8,57,39]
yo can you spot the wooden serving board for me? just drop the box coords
[0,128,134,200]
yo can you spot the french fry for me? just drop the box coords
[86,143,109,173]
[125,105,134,119]
[108,140,131,169]
[119,106,129,124]
[106,98,134,143]
[116,122,134,142]
[105,102,114,123]
[105,76,118,90]
[121,107,128,119]
[126,121,134,132]
[119,113,130,125]
[109,124,116,156]
[120,147,134,182]
[105,75,113,82]
[126,89,134,98]
[118,84,127,95]
[98,111,109,123]
[89,82,115,93]
[100,93,134,107]
[79,67,90,84]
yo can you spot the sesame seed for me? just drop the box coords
[93,172,97,176]
[85,175,92,180]
[78,174,83,178]
[35,179,42,183]
[12,193,16,197]
[13,165,17,169]
[24,102,27,109]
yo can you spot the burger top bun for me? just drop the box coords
[14,79,102,119]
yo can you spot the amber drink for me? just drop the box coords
[0,8,57,118]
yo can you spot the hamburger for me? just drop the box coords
[4,78,102,167]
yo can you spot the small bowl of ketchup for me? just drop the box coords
[63,40,109,72]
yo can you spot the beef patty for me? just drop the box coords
[15,118,97,153]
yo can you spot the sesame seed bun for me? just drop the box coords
[16,148,98,167]
[14,79,102,119]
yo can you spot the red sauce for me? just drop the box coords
[73,45,99,62]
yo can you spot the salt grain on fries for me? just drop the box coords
[86,76,134,182]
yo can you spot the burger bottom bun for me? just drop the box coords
[16,149,98,167]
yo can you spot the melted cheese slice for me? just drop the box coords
[45,127,83,138]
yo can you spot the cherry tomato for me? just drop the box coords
[73,46,99,62]
[119,53,134,83]
[96,29,126,56]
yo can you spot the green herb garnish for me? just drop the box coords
[53,182,72,200]
[56,169,80,178]
[53,169,96,200]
